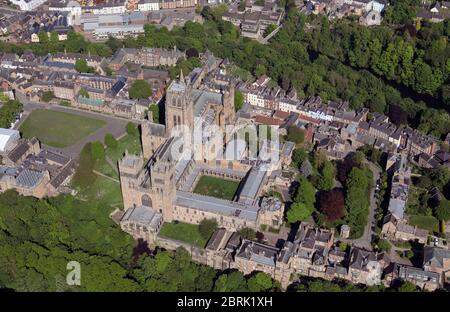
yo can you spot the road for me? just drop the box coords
[15,92,131,159]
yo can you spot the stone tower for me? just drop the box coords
[118,143,177,222]
[165,70,194,136]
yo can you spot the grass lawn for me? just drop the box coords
[107,133,142,163]
[19,109,106,148]
[92,133,141,179]
[77,175,123,208]
[159,222,208,247]
[409,215,439,233]
[193,175,240,200]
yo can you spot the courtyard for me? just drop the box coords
[159,222,208,247]
[193,175,241,201]
[19,109,107,148]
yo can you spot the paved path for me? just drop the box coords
[92,170,120,183]
[259,24,283,44]
[15,92,131,159]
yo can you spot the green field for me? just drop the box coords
[19,109,106,148]
[409,215,440,233]
[193,175,240,200]
[159,222,208,247]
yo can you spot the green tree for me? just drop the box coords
[295,176,316,208]
[148,104,160,123]
[292,148,308,168]
[75,59,94,73]
[198,219,218,240]
[286,126,305,144]
[287,202,313,223]
[254,64,267,78]
[79,88,89,98]
[41,91,54,102]
[37,31,49,44]
[129,80,152,100]
[317,160,336,191]
[126,122,139,137]
[214,271,247,292]
[238,227,257,240]
[247,272,276,292]
[104,133,118,149]
[234,90,244,112]
[90,141,105,160]
[376,239,391,253]
[397,281,420,292]
[435,200,450,221]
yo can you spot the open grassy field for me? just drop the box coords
[409,215,440,233]
[159,222,208,247]
[193,175,240,200]
[19,109,106,148]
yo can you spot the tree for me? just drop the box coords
[214,271,247,292]
[344,166,372,238]
[396,280,420,292]
[286,126,305,144]
[90,141,105,160]
[295,176,316,209]
[198,219,218,240]
[129,80,152,100]
[79,88,89,98]
[41,91,54,102]
[254,64,267,78]
[75,59,94,73]
[287,202,313,223]
[317,160,336,191]
[234,90,244,112]
[318,188,345,222]
[126,122,139,137]
[148,104,160,123]
[104,133,118,149]
[376,239,391,253]
[435,200,450,221]
[238,227,256,240]
[247,272,276,292]
[292,148,308,168]
[37,31,49,44]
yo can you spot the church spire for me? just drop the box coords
[179,69,185,84]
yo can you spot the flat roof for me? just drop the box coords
[176,190,260,221]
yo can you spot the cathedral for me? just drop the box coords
[119,69,285,242]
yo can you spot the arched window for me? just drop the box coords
[141,194,152,207]
[172,97,177,107]
[177,98,182,107]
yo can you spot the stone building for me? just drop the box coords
[109,47,184,71]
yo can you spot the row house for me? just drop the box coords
[401,127,437,157]
[160,0,197,9]
[109,47,184,71]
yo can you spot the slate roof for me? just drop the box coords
[15,169,44,188]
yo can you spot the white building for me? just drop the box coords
[0,128,20,153]
[9,0,47,11]
[137,0,160,11]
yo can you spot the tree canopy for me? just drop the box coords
[129,80,152,100]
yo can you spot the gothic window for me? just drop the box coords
[177,115,181,126]
[172,97,177,107]
[177,98,182,107]
[141,194,152,207]
[173,115,177,126]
